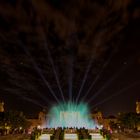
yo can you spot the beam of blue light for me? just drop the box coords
[81,53,112,102]
[68,56,74,102]
[20,43,61,105]
[44,44,66,103]
[87,64,128,104]
[22,96,45,107]
[91,82,140,109]
[3,88,44,107]
[9,80,52,105]
[86,54,136,104]
[76,56,94,103]
[26,7,66,104]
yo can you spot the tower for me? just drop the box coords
[0,101,4,112]
[38,109,47,128]
[136,101,140,114]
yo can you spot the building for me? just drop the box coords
[91,110,103,125]
[103,115,118,130]
[28,109,47,130]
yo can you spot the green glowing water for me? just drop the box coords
[48,102,95,128]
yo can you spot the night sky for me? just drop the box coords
[0,0,140,117]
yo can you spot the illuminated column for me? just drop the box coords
[0,101,4,112]
[136,101,140,114]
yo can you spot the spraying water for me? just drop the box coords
[47,101,95,129]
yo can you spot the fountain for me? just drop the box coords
[47,101,95,129]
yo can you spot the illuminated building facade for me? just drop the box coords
[136,101,140,114]
[0,101,4,112]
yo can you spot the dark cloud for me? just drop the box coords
[0,0,140,115]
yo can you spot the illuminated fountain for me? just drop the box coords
[47,101,95,129]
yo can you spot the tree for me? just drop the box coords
[0,111,31,132]
[109,121,118,130]
[118,112,140,130]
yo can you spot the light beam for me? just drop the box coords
[91,82,140,109]
[76,56,94,103]
[44,44,66,103]
[20,43,61,105]
[81,50,115,102]
[86,64,128,104]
